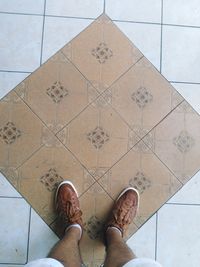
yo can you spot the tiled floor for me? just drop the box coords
[1,1,200,267]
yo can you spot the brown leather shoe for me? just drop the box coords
[105,187,139,237]
[55,181,83,231]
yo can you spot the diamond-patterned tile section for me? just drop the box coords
[143,101,200,183]
[0,13,200,267]
[99,140,182,228]
[62,14,143,92]
[15,51,99,133]
[4,136,95,226]
[107,57,184,138]
[56,95,138,179]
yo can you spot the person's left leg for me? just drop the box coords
[49,181,83,267]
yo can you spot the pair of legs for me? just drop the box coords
[49,182,139,267]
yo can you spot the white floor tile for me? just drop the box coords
[46,0,103,18]
[171,82,200,115]
[0,265,24,267]
[106,0,162,23]
[42,17,93,62]
[115,22,161,70]
[28,209,59,261]
[168,171,200,204]
[0,72,29,100]
[0,0,44,15]
[162,26,200,83]
[163,0,200,27]
[0,198,30,264]
[157,204,200,267]
[0,13,43,72]
[0,173,22,197]
[127,214,156,259]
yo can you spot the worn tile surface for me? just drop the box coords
[1,14,200,266]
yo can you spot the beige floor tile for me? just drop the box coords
[4,136,95,226]
[99,140,182,228]
[15,51,99,133]
[144,101,200,183]
[107,57,183,138]
[57,94,138,179]
[62,14,143,92]
[0,91,46,170]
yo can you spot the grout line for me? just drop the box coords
[170,80,200,85]
[40,0,47,66]
[45,14,95,20]
[0,70,32,74]
[159,0,163,73]
[166,202,200,206]
[26,207,32,264]
[0,196,22,199]
[1,10,200,28]
[113,19,160,26]
[155,212,158,261]
[0,11,43,16]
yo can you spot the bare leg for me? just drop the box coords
[49,227,82,267]
[104,228,136,267]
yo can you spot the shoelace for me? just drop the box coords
[57,200,82,224]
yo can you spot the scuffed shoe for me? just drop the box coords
[105,187,139,237]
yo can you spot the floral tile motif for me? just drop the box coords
[62,14,143,92]
[15,51,99,133]
[3,136,95,226]
[0,91,48,169]
[144,101,200,183]
[56,95,138,179]
[99,140,182,228]
[107,57,184,138]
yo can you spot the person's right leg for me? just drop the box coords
[49,181,83,267]
[104,188,139,267]
[49,226,82,267]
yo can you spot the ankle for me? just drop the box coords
[64,226,81,241]
[106,227,123,246]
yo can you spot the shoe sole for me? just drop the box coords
[116,187,140,213]
[55,180,79,205]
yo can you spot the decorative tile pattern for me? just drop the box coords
[57,95,138,178]
[143,101,200,183]
[40,168,64,192]
[91,42,113,64]
[0,122,21,145]
[131,86,153,109]
[99,140,182,228]
[173,130,195,153]
[87,126,110,149]
[129,171,151,194]
[46,81,68,104]
[62,14,143,92]
[107,57,183,138]
[15,51,99,133]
